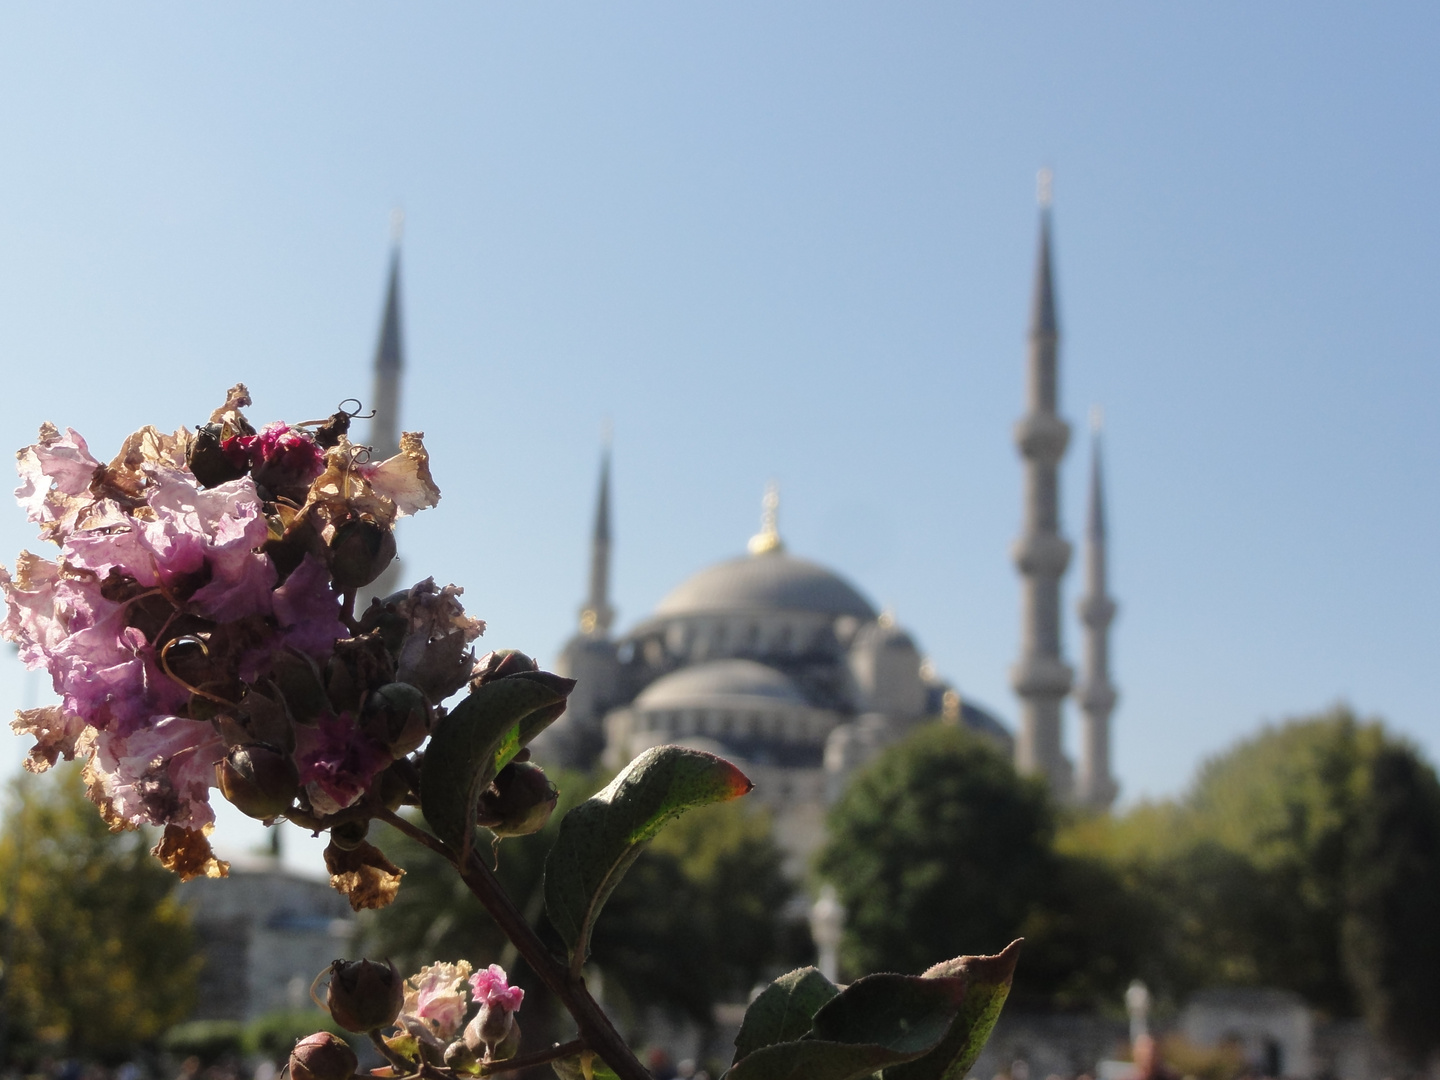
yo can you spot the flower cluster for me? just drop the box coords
[309,958,526,1078]
[0,386,481,884]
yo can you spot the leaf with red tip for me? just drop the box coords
[883,939,1023,1080]
[544,745,753,970]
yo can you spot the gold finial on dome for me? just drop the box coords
[747,481,785,555]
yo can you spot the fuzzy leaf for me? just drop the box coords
[733,967,840,1065]
[725,970,968,1080]
[545,745,752,966]
[882,939,1023,1080]
[420,677,566,849]
[725,1040,919,1080]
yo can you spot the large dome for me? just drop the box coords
[633,659,810,712]
[653,551,877,620]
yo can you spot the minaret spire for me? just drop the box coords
[1010,170,1075,796]
[1075,411,1119,809]
[368,213,405,460]
[579,436,616,637]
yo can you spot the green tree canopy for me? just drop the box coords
[1066,707,1440,1060]
[816,724,1149,1009]
[0,764,201,1063]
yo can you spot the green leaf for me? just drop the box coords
[725,1039,919,1080]
[725,971,968,1080]
[811,973,968,1054]
[882,939,1023,1080]
[420,677,568,849]
[544,745,753,968]
[549,1053,620,1080]
[733,967,839,1065]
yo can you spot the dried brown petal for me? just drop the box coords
[324,838,405,911]
[10,705,88,773]
[152,823,230,881]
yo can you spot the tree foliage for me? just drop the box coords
[1065,707,1440,1061]
[816,725,1148,1009]
[0,764,201,1062]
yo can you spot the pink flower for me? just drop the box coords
[223,422,326,497]
[469,964,524,1014]
[401,961,473,1042]
[273,553,346,658]
[295,712,393,816]
[90,716,226,831]
[13,423,102,541]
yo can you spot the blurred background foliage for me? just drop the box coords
[818,706,1440,1060]
[2,706,1437,1065]
[0,764,202,1064]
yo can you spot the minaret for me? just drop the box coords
[368,211,405,461]
[1074,411,1119,809]
[1010,169,1074,796]
[578,442,616,637]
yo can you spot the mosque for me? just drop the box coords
[366,179,1120,868]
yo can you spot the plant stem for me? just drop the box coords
[480,1038,587,1076]
[369,1029,417,1074]
[374,809,651,1080]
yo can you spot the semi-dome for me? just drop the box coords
[633,658,810,712]
[653,551,877,621]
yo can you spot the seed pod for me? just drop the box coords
[463,1008,521,1062]
[470,650,538,687]
[271,648,330,725]
[289,1032,357,1080]
[216,744,300,820]
[329,818,370,852]
[329,519,397,590]
[360,682,432,758]
[325,959,404,1033]
[475,761,559,838]
[187,423,250,488]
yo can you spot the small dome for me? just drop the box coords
[634,659,809,712]
[654,551,877,620]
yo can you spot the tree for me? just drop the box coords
[1071,707,1440,1058]
[0,764,201,1063]
[817,724,1148,1008]
[1340,743,1440,1061]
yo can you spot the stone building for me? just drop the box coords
[178,850,356,1022]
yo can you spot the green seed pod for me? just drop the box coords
[215,744,300,821]
[329,519,397,590]
[360,682,432,758]
[289,1032,358,1080]
[475,761,559,838]
[324,958,404,1033]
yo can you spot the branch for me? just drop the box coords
[480,1039,587,1076]
[372,810,649,1080]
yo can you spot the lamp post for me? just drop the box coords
[1125,979,1151,1046]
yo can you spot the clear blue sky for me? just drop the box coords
[1,5,1436,870]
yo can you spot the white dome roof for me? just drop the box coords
[633,659,810,712]
[653,551,877,620]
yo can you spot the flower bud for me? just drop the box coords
[271,648,330,725]
[247,424,326,501]
[289,1032,357,1080]
[360,682,432,758]
[475,761,559,838]
[187,423,250,488]
[470,650,538,686]
[329,818,370,852]
[329,519,398,590]
[463,1008,520,1062]
[325,959,404,1033]
[216,744,300,820]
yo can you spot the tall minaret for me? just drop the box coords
[578,442,616,637]
[1075,412,1119,809]
[368,212,405,460]
[1010,169,1074,796]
